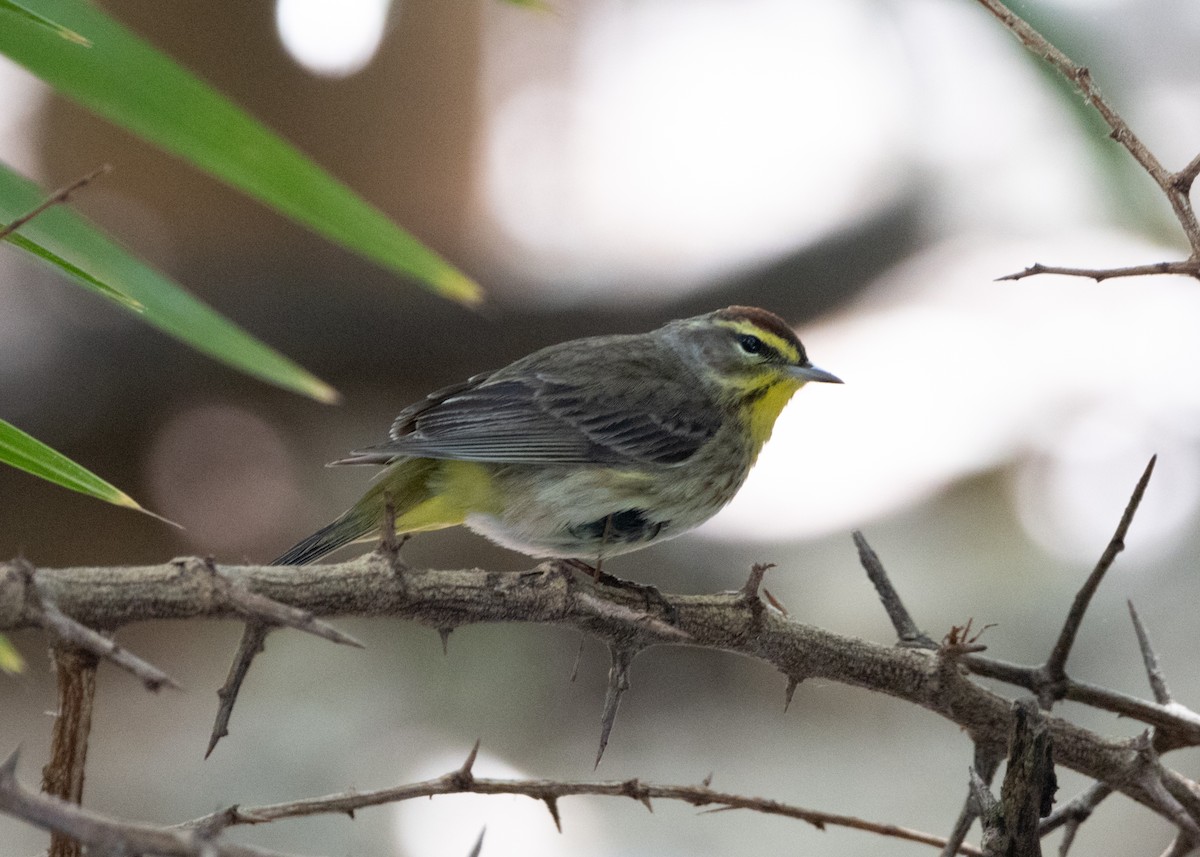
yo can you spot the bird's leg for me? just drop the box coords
[593,513,614,580]
[378,495,410,572]
[559,550,678,625]
[596,574,677,624]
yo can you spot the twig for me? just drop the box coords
[0,750,292,857]
[972,0,1200,253]
[967,768,1002,856]
[1038,781,1112,856]
[940,747,1002,857]
[1159,832,1197,857]
[1177,151,1200,192]
[181,751,985,856]
[739,562,775,602]
[962,654,1200,741]
[209,559,362,649]
[1131,735,1200,842]
[852,531,935,648]
[17,559,178,691]
[204,558,363,757]
[997,261,1200,283]
[0,165,111,242]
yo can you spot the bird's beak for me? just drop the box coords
[790,363,843,384]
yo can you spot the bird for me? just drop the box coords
[273,305,841,568]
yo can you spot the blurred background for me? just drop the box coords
[4,0,1200,854]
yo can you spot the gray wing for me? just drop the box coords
[335,368,720,468]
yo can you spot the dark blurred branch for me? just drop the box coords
[41,645,97,857]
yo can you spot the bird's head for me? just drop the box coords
[668,305,842,393]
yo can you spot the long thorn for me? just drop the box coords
[207,623,270,758]
[1129,601,1173,705]
[595,645,636,768]
[853,531,934,648]
[1043,456,1155,691]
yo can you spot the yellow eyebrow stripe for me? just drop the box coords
[716,319,802,364]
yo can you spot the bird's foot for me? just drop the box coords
[559,560,677,624]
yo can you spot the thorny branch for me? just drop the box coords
[0,752,292,857]
[0,746,985,857]
[2,455,1197,856]
[973,0,1200,278]
[858,457,1200,855]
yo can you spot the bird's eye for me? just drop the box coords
[737,334,764,355]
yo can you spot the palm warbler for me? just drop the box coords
[275,306,840,566]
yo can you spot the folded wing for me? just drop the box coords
[335,369,720,468]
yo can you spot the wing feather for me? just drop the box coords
[339,356,721,467]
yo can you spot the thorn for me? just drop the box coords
[784,676,800,713]
[569,634,584,683]
[465,826,486,857]
[967,766,999,817]
[740,562,775,601]
[543,796,562,832]
[1128,600,1173,705]
[206,623,270,759]
[595,646,636,769]
[619,777,653,811]
[0,746,19,780]
[853,530,935,648]
[701,772,713,788]
[458,739,481,782]
[438,628,453,656]
[1043,455,1156,689]
[762,588,789,616]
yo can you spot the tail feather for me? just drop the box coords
[272,509,374,566]
[272,458,440,566]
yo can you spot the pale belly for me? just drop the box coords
[462,457,748,560]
